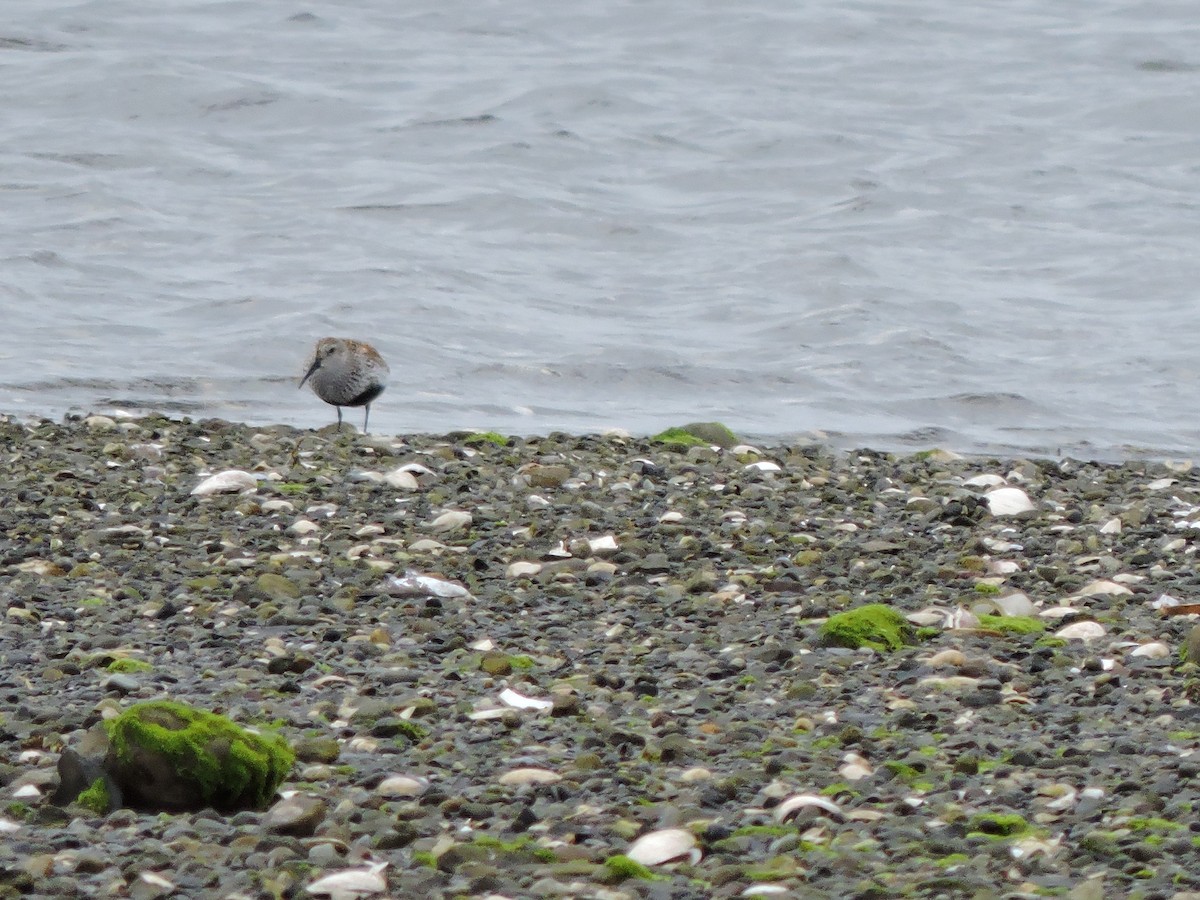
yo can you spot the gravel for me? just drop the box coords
[3,413,1200,898]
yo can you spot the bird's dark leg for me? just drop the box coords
[336,407,343,429]
[363,404,371,434]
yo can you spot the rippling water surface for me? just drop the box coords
[4,0,1200,457]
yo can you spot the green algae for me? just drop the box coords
[651,421,739,450]
[106,700,294,812]
[966,812,1032,839]
[604,854,663,881]
[819,604,914,651]
[106,658,153,674]
[976,614,1044,634]
[76,778,110,815]
[464,431,508,447]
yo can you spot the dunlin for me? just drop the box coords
[299,337,389,433]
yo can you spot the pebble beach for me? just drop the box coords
[4,414,1200,899]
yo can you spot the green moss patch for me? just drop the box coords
[105,658,153,674]
[106,700,294,812]
[76,778,111,815]
[966,812,1032,839]
[976,614,1044,635]
[464,431,508,447]
[652,421,739,450]
[603,854,663,881]
[819,604,914,652]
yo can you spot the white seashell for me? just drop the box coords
[1054,621,1106,641]
[467,708,507,721]
[1043,787,1078,811]
[744,461,781,473]
[190,470,258,496]
[429,510,472,533]
[839,762,873,781]
[981,537,1023,552]
[11,785,41,799]
[985,487,1035,517]
[1129,642,1170,659]
[384,469,419,490]
[925,649,966,668]
[497,767,561,786]
[625,828,701,866]
[587,535,619,554]
[963,474,1007,488]
[774,794,845,822]
[386,571,474,600]
[470,638,496,651]
[346,737,379,753]
[742,886,790,896]
[658,511,685,523]
[1146,477,1177,490]
[987,560,1021,575]
[1070,579,1132,598]
[906,609,950,627]
[498,688,553,711]
[1038,605,1083,620]
[307,861,389,899]
[0,818,18,834]
[506,561,542,578]
[975,592,1035,617]
[1098,517,1122,535]
[376,775,429,798]
[136,873,176,890]
[526,494,551,510]
[1151,593,1183,609]
[1010,833,1063,859]
[397,462,435,476]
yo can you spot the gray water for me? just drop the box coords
[4,0,1200,458]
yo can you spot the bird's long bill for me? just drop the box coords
[298,357,321,389]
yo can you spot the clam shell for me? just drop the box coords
[386,571,473,600]
[985,487,1035,517]
[497,767,561,786]
[307,862,388,899]
[625,827,701,866]
[774,794,845,822]
[190,470,258,496]
[1054,621,1106,641]
[376,775,428,798]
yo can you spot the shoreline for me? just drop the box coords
[2,413,1200,897]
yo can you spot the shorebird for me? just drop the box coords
[299,337,389,433]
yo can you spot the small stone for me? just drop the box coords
[264,795,327,837]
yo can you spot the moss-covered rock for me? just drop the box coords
[819,604,913,652]
[104,700,294,812]
[652,421,739,450]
